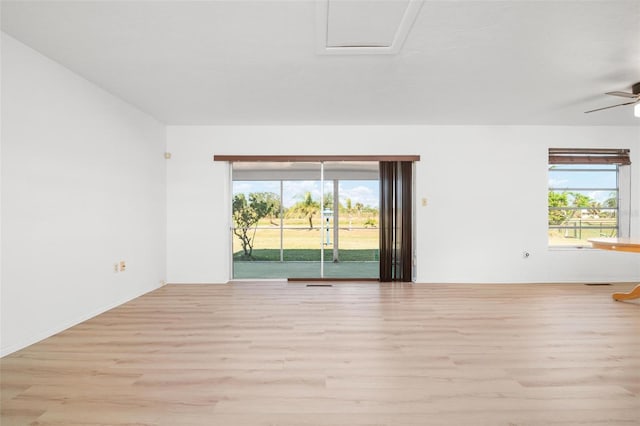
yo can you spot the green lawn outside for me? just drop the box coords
[548,218,618,246]
[233,226,378,250]
[234,248,379,262]
[232,216,380,262]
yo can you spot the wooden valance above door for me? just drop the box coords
[213,155,420,162]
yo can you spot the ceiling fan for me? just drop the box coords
[584,82,640,115]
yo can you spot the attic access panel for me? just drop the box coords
[317,0,423,54]
[327,0,409,47]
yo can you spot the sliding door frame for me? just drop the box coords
[219,155,420,281]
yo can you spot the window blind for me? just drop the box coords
[548,148,631,165]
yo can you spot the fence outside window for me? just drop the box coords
[548,164,619,247]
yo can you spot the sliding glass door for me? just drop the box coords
[322,162,379,278]
[280,177,322,278]
[231,161,379,279]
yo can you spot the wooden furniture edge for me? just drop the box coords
[612,284,640,301]
[588,238,640,253]
[589,238,640,301]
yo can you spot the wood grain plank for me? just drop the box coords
[1,282,639,425]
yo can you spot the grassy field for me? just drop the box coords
[233,218,379,261]
[548,218,617,246]
[253,215,378,228]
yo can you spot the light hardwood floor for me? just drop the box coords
[1,282,639,425]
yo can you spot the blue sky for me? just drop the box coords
[548,166,617,203]
[234,167,617,208]
[233,180,379,209]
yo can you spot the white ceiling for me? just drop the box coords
[2,0,640,126]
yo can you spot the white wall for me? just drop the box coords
[166,125,640,284]
[2,31,638,354]
[1,34,167,356]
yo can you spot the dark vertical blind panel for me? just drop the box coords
[400,161,413,281]
[379,161,413,282]
[379,162,394,282]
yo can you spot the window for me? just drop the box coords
[548,149,631,247]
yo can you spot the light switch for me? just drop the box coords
[421,198,427,207]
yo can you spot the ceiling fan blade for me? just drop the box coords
[584,100,638,114]
[605,91,638,98]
